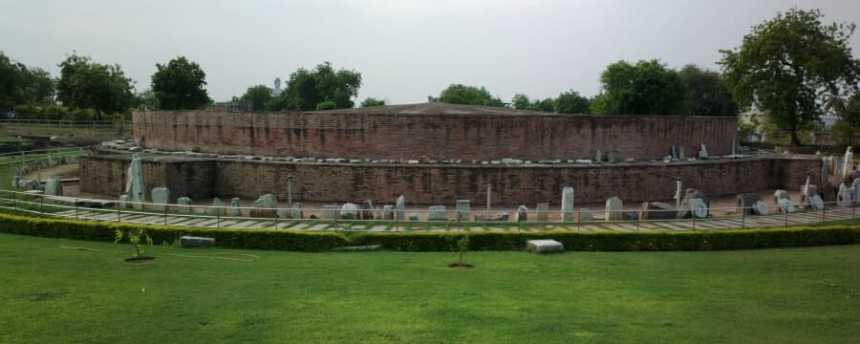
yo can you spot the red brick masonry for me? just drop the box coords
[80,155,821,206]
[133,108,738,161]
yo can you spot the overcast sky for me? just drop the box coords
[2,0,859,104]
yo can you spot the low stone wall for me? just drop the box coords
[80,154,822,206]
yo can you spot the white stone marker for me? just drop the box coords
[605,196,624,221]
[561,187,575,222]
[526,240,564,254]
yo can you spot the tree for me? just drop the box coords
[271,62,362,111]
[678,65,738,116]
[439,84,504,107]
[132,89,160,110]
[720,8,860,145]
[20,67,55,104]
[151,56,210,110]
[594,59,684,115]
[57,54,134,119]
[837,92,860,127]
[589,94,610,115]
[533,98,555,112]
[240,85,273,112]
[360,97,385,108]
[554,90,590,114]
[315,100,336,111]
[0,52,55,110]
[512,94,531,110]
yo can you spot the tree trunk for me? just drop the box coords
[790,130,801,146]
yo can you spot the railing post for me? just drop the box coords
[636,215,640,232]
[117,206,121,222]
[577,208,582,233]
[821,204,826,222]
[217,207,221,228]
[741,207,746,229]
[691,214,696,231]
[163,205,168,225]
[74,199,79,220]
[784,209,788,227]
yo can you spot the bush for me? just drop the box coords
[0,212,857,252]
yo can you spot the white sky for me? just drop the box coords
[1,0,859,104]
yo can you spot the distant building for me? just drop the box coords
[273,78,283,96]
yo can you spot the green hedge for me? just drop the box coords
[0,213,348,251]
[350,227,860,251]
[0,212,858,252]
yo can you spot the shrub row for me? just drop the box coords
[350,227,860,251]
[0,212,348,251]
[0,212,858,252]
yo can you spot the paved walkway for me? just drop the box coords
[49,207,858,232]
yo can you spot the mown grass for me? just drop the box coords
[0,233,857,343]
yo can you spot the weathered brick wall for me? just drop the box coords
[133,110,737,161]
[79,155,214,201]
[80,155,820,206]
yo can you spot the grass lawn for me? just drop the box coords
[0,234,858,343]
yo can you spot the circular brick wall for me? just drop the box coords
[133,103,738,161]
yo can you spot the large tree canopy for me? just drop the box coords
[554,90,590,114]
[239,85,273,112]
[678,65,738,116]
[720,8,860,145]
[593,59,684,115]
[0,52,55,110]
[57,54,133,118]
[151,56,210,110]
[270,62,361,111]
[438,84,504,107]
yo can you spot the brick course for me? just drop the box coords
[81,155,821,206]
[133,109,737,161]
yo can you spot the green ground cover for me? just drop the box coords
[0,233,857,343]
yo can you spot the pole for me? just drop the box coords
[821,203,826,222]
[691,214,696,231]
[287,178,293,207]
[486,184,491,210]
[636,215,640,232]
[741,206,746,229]
[577,208,582,233]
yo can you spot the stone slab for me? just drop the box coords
[526,239,564,254]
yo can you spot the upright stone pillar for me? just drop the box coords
[561,187,574,222]
[395,195,406,221]
[125,154,145,209]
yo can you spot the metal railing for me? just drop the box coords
[0,189,855,232]
[0,118,130,129]
[0,147,85,160]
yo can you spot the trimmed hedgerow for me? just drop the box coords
[349,227,860,251]
[0,212,858,251]
[0,213,348,251]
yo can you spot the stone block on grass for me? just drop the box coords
[526,239,564,254]
[180,236,215,248]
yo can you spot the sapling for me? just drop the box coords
[114,229,154,259]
